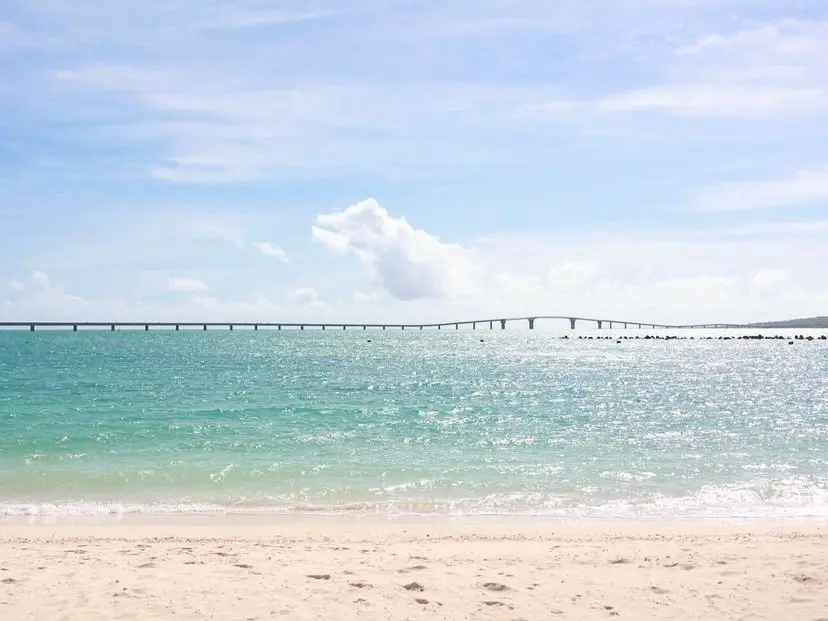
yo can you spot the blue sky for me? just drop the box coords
[1,0,827,325]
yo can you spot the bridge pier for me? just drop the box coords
[343,325,346,330]
[229,324,233,331]
[322,325,326,331]
[528,318,535,330]
[300,325,304,331]
[500,319,506,330]
[30,324,34,332]
[455,323,459,330]
[111,324,115,332]
[624,323,627,329]
[608,322,613,329]
[145,324,149,331]
[597,320,602,329]
[489,321,493,329]
[278,325,281,330]
[73,325,78,332]
[175,325,180,331]
[383,325,386,330]
[255,324,259,331]
[472,322,476,330]
[203,324,207,331]
[569,318,576,329]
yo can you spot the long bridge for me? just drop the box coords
[0,316,747,332]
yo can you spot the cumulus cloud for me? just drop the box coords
[312,199,482,301]
[165,276,207,293]
[251,242,288,262]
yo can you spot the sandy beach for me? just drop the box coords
[1,519,826,620]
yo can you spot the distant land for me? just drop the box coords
[746,316,828,329]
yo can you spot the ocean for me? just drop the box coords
[1,329,826,520]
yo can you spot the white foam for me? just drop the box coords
[3,478,828,521]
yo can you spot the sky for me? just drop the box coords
[1,0,827,326]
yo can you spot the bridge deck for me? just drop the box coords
[0,317,747,330]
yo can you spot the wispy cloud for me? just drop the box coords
[165,276,207,293]
[251,242,288,262]
[598,85,826,118]
[729,219,828,236]
[531,19,828,120]
[285,287,323,307]
[191,8,339,31]
[694,165,828,212]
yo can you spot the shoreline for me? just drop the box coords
[3,510,828,528]
[2,519,826,620]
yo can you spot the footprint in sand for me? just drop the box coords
[609,558,631,565]
[350,582,371,589]
[483,582,510,592]
[650,586,669,595]
[403,582,425,592]
[483,601,514,609]
[234,564,253,569]
[397,565,427,574]
[307,574,331,580]
[137,563,156,569]
[2,578,16,584]
[414,598,430,605]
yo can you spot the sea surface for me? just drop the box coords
[1,329,827,520]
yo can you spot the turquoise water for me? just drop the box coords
[1,330,827,518]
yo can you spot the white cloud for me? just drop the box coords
[193,8,338,31]
[694,165,828,211]
[4,216,828,326]
[302,199,828,323]
[675,20,828,65]
[530,19,828,120]
[285,287,321,306]
[1,271,97,320]
[547,261,600,290]
[22,271,53,291]
[312,198,482,301]
[165,277,207,293]
[751,268,789,291]
[251,242,288,262]
[730,219,828,236]
[598,85,826,118]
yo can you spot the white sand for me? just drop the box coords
[1,519,826,620]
